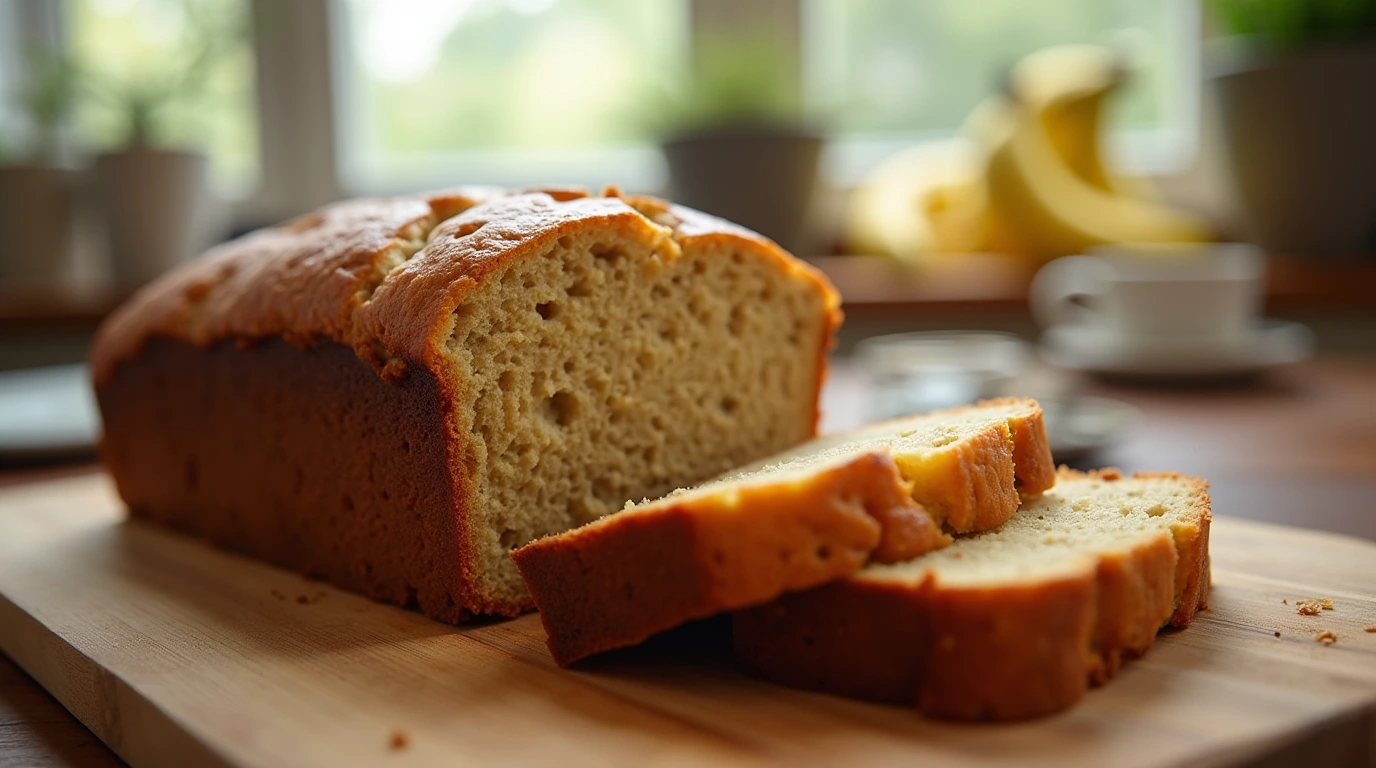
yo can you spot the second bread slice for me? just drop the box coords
[733,469,1212,721]
[513,398,1054,665]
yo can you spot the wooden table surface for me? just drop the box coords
[3,357,1374,767]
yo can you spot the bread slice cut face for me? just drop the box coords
[733,469,1212,721]
[514,398,1054,665]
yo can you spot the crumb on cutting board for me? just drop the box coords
[1315,630,1338,645]
[296,591,327,605]
[1365,626,1376,633]
[1296,598,1334,616]
[389,729,409,751]
[1274,631,1281,637]
[269,589,286,601]
[1282,599,1287,604]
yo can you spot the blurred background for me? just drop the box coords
[0,0,1374,508]
[1,0,1373,366]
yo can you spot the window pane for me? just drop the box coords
[67,0,259,189]
[806,0,1190,138]
[338,0,687,182]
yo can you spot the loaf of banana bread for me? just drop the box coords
[91,187,841,623]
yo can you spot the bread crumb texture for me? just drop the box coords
[448,210,832,606]
[1296,598,1334,616]
[860,469,1205,589]
[1316,630,1338,645]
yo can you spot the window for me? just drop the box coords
[805,0,1198,179]
[334,0,688,192]
[67,0,259,191]
[1,0,1200,221]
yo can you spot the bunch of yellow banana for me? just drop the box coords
[847,45,1213,264]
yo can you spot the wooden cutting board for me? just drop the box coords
[1,474,1374,768]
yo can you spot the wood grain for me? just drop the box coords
[0,653,122,768]
[1,474,1374,768]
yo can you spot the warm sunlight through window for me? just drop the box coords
[337,0,686,186]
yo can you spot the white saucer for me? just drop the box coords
[0,364,100,461]
[1041,319,1315,379]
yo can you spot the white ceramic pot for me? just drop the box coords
[1210,43,1376,255]
[94,148,208,287]
[0,165,77,288]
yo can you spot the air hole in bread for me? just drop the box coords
[544,391,578,427]
[720,396,739,415]
[499,528,522,550]
[568,277,594,298]
[729,306,746,337]
[536,301,559,320]
[591,244,624,262]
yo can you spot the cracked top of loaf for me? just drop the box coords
[90,186,840,386]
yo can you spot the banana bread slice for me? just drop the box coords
[92,187,841,623]
[734,469,1211,721]
[513,398,1054,665]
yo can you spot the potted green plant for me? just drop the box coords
[84,1,245,287]
[0,47,80,288]
[657,32,823,256]
[1207,0,1376,255]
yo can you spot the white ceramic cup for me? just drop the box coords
[1030,243,1265,343]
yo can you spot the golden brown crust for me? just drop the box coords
[1005,401,1057,496]
[90,187,842,623]
[513,451,942,666]
[885,397,1054,535]
[733,469,1212,721]
[98,336,477,622]
[90,189,503,385]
